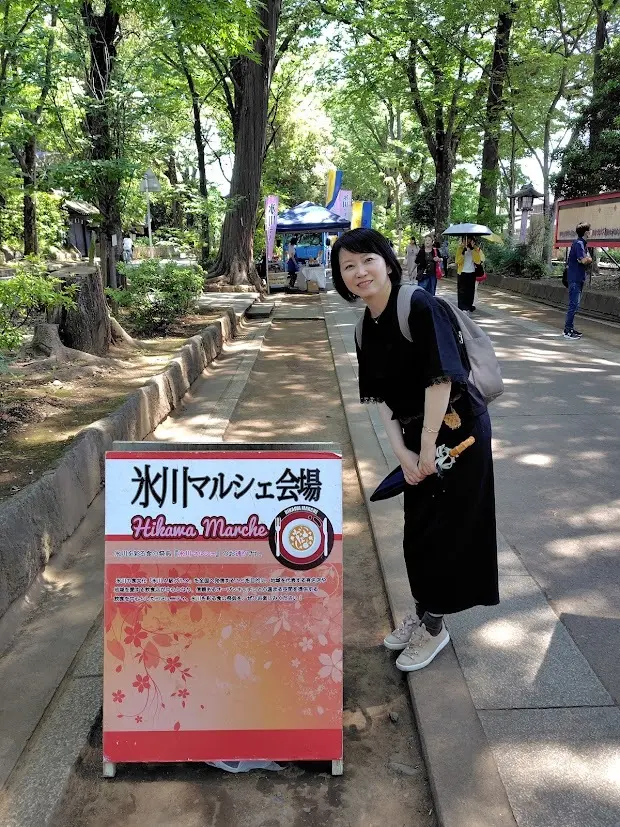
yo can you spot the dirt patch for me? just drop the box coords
[0,312,222,501]
[48,307,436,827]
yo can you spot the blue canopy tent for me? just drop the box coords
[275,201,351,266]
[276,201,351,234]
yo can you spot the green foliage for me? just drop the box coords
[406,171,480,231]
[484,240,547,279]
[153,226,199,252]
[0,189,71,253]
[110,260,204,336]
[0,264,77,351]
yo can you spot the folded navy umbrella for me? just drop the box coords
[370,437,476,502]
[370,466,405,501]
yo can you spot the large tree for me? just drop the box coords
[477,1,518,226]
[8,6,57,255]
[208,0,281,284]
[79,0,123,287]
[317,0,494,233]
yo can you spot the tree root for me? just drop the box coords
[20,323,111,366]
[110,317,138,347]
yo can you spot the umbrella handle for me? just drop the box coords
[449,436,475,457]
[435,436,476,473]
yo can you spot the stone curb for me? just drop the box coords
[484,273,620,322]
[0,310,240,620]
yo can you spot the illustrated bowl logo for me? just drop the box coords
[269,505,334,570]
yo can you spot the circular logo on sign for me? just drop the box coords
[269,506,334,570]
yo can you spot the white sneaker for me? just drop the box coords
[396,624,450,671]
[384,611,419,651]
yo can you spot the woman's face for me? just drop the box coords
[424,235,433,249]
[339,248,392,300]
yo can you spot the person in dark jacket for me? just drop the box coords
[331,227,499,672]
[415,234,441,295]
[564,222,592,340]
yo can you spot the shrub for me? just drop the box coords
[484,241,548,279]
[153,226,199,252]
[0,264,77,351]
[110,260,204,336]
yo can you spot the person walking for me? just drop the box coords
[331,227,499,672]
[122,233,134,264]
[415,234,442,295]
[287,236,299,289]
[455,236,484,312]
[405,237,419,282]
[564,222,592,340]
[440,237,449,278]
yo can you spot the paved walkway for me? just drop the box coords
[1,284,619,826]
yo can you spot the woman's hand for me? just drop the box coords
[397,447,425,486]
[418,438,437,477]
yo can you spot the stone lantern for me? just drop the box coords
[510,183,544,242]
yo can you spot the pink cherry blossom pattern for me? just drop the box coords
[164,656,182,674]
[318,649,343,683]
[124,624,148,647]
[299,637,313,652]
[112,690,125,703]
[132,674,151,694]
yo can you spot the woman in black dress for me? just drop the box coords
[332,228,499,672]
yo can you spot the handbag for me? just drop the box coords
[562,265,568,288]
[474,262,486,282]
[434,248,443,279]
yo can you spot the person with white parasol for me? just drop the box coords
[443,223,491,314]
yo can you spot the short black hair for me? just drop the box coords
[331,228,402,303]
[576,222,590,238]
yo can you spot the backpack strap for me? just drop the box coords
[356,283,420,349]
[396,283,419,342]
[354,314,364,349]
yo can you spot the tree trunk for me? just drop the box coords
[23,135,38,255]
[47,266,111,355]
[81,0,121,289]
[166,152,183,229]
[177,42,210,267]
[508,125,516,241]
[477,2,517,226]
[210,0,281,285]
[591,3,608,153]
[435,151,453,236]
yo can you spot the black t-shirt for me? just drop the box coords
[356,284,486,424]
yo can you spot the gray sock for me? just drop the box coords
[421,611,444,637]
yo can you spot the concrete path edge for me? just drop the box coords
[0,309,242,620]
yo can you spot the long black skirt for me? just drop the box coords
[402,411,499,615]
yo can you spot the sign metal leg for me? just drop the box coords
[331,759,343,776]
[103,761,117,778]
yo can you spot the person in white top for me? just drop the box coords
[455,236,484,313]
[405,237,419,282]
[122,234,134,263]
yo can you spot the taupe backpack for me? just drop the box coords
[354,284,504,405]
